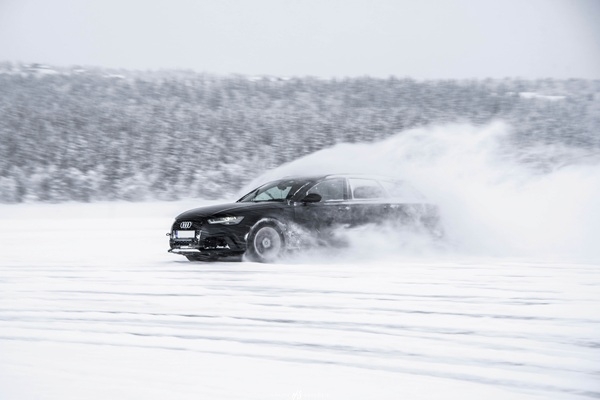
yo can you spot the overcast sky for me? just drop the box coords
[0,0,599,79]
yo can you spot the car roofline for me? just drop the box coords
[278,174,403,182]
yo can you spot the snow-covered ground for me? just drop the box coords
[0,201,598,400]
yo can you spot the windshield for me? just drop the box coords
[238,179,311,202]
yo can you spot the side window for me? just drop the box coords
[307,179,346,201]
[349,178,386,199]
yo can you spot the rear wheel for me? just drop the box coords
[246,223,285,263]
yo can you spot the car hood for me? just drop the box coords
[176,202,283,220]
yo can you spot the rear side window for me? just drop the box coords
[307,178,346,201]
[380,180,425,202]
[348,178,386,199]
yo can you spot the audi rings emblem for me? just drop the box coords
[180,221,192,229]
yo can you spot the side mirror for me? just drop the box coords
[301,193,322,203]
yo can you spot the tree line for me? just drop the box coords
[0,62,598,203]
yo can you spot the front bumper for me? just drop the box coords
[168,221,248,258]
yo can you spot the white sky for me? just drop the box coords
[0,0,599,79]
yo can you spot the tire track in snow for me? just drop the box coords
[1,260,600,399]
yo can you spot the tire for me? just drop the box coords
[246,222,285,263]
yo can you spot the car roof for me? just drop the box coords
[278,174,400,182]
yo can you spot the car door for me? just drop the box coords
[293,178,352,232]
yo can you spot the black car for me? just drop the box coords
[168,175,441,262]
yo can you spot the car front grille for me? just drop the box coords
[172,220,204,231]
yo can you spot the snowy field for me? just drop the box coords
[0,201,599,400]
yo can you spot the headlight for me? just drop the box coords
[207,216,244,225]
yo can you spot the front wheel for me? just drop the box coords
[246,222,285,263]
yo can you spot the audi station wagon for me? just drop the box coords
[167,175,441,262]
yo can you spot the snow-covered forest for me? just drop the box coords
[1,62,599,203]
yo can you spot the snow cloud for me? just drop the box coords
[247,122,600,262]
